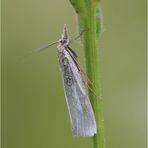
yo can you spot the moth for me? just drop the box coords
[30,25,97,136]
[57,25,97,136]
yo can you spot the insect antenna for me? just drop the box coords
[19,40,59,61]
[69,28,89,44]
[31,40,59,53]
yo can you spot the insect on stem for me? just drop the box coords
[24,25,97,137]
[57,25,97,136]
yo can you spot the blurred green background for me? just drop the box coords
[2,0,147,148]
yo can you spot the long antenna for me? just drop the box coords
[33,40,59,53]
[69,28,89,44]
[19,40,59,61]
[21,27,89,61]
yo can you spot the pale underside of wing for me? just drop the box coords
[58,48,97,137]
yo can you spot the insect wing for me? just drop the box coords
[58,47,97,136]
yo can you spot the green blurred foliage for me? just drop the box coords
[2,0,146,148]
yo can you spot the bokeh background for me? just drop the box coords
[2,0,147,148]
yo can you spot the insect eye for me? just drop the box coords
[59,38,67,45]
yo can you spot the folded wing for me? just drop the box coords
[58,47,97,136]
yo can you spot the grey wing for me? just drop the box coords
[58,49,97,136]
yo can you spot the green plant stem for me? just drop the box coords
[69,1,105,148]
[82,6,105,148]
